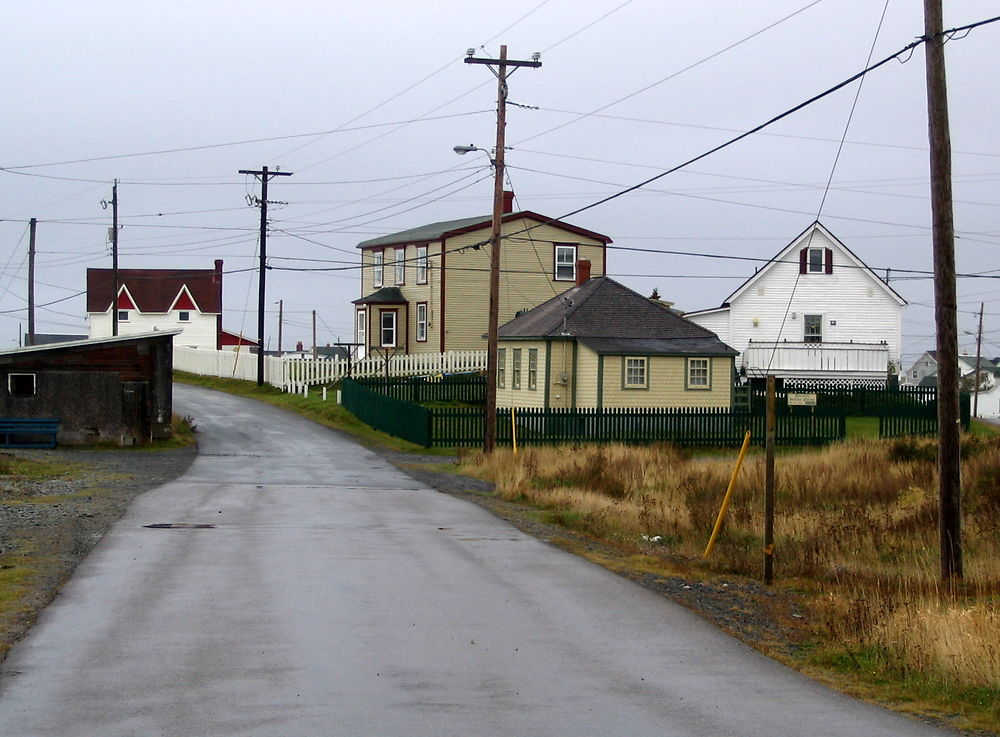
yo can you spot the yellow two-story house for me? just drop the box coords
[352,192,612,356]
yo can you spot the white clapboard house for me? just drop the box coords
[685,222,906,384]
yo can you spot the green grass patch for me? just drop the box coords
[845,416,879,439]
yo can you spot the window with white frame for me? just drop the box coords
[372,251,384,288]
[380,311,396,347]
[416,303,427,342]
[356,310,366,348]
[624,357,647,388]
[511,348,522,390]
[497,348,506,388]
[807,248,824,273]
[416,246,428,284]
[804,314,822,343]
[394,247,405,285]
[554,244,577,281]
[527,348,538,390]
[177,311,190,322]
[117,310,130,322]
[686,358,710,389]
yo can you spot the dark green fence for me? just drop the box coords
[877,393,971,438]
[341,379,431,447]
[743,383,939,416]
[353,374,485,404]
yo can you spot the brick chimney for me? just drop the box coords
[576,259,592,287]
[502,190,514,214]
[296,340,304,352]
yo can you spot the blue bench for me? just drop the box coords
[0,418,59,448]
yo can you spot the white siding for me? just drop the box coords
[90,310,218,349]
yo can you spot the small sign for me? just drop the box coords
[787,393,817,406]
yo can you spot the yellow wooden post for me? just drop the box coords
[703,430,752,558]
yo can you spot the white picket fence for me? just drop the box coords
[173,346,487,392]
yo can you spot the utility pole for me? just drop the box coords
[277,299,283,356]
[239,166,293,385]
[923,0,962,581]
[465,45,541,453]
[27,218,36,347]
[312,310,318,360]
[973,302,984,419]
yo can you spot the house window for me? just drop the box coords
[804,314,823,343]
[497,348,506,388]
[356,310,367,349]
[395,247,406,285]
[8,373,36,397]
[808,248,824,273]
[686,358,710,389]
[178,311,190,322]
[554,244,577,281]
[380,311,396,347]
[512,348,522,390]
[528,348,538,391]
[624,357,648,389]
[416,246,428,284]
[372,251,384,288]
[911,370,918,379]
[416,303,428,342]
[118,310,129,322]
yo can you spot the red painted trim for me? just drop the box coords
[825,247,834,274]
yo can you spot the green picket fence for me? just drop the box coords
[353,374,485,404]
[342,379,432,447]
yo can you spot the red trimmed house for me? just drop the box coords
[353,192,612,358]
[87,260,227,350]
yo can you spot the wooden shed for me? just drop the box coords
[0,330,179,446]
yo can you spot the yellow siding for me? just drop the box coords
[600,355,732,408]
[546,340,575,409]
[442,219,607,352]
[496,340,549,408]
[574,344,601,408]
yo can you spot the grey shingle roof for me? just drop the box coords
[499,277,736,356]
[352,287,407,305]
[356,216,491,250]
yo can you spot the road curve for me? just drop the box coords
[0,384,957,736]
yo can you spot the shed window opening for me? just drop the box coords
[497,348,506,388]
[416,303,428,342]
[8,373,36,397]
[118,310,130,322]
[511,349,522,390]
[804,314,823,343]
[687,358,710,388]
[527,348,538,391]
[554,245,577,281]
[395,248,406,285]
[624,357,647,388]
[177,311,190,322]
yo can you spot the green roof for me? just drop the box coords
[356,215,490,249]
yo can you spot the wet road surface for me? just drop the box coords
[0,385,960,736]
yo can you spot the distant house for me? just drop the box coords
[902,351,999,389]
[0,331,178,445]
[87,260,225,349]
[497,272,737,409]
[352,191,612,358]
[685,222,906,384]
[219,329,258,352]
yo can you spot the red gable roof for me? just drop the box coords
[87,262,223,314]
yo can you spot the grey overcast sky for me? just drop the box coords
[2,1,998,364]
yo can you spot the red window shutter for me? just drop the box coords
[825,248,833,274]
[799,248,807,274]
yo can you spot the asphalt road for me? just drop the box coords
[0,385,960,736]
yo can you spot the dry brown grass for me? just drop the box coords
[461,436,1000,699]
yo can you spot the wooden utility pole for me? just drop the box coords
[923,0,962,581]
[239,166,293,385]
[973,302,984,419]
[465,45,541,452]
[26,218,36,347]
[764,375,776,585]
[277,299,283,356]
[111,180,119,336]
[312,310,318,360]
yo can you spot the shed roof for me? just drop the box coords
[0,330,183,361]
[352,287,407,305]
